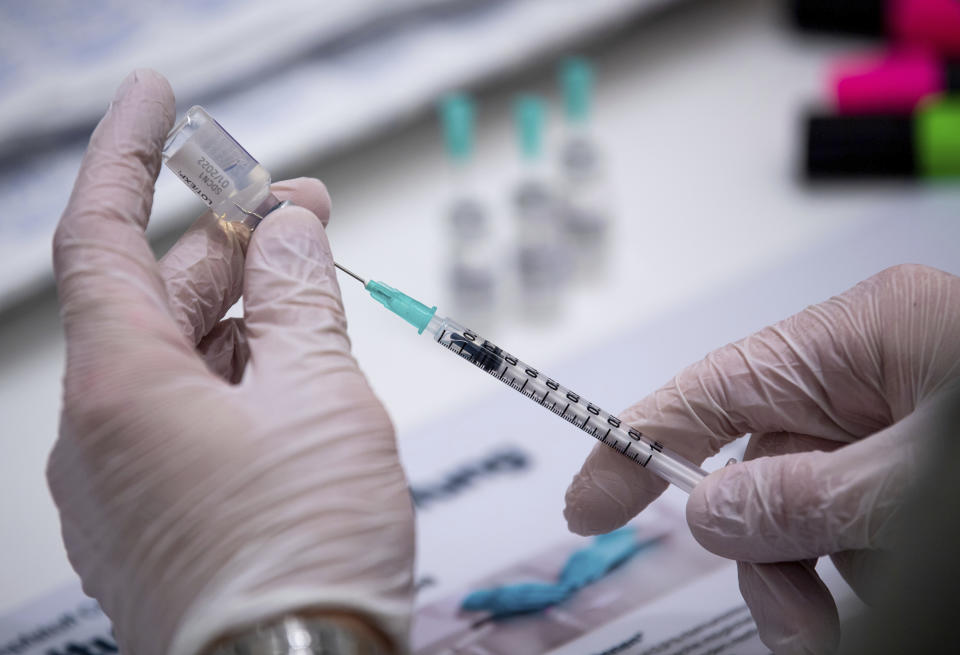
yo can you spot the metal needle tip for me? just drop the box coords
[334,262,367,285]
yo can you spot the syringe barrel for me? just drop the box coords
[645,445,707,493]
[424,315,708,493]
[162,106,275,228]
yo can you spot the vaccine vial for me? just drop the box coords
[513,176,565,316]
[558,58,611,280]
[559,134,611,279]
[447,196,497,319]
[163,106,277,228]
[439,93,498,321]
[512,95,567,317]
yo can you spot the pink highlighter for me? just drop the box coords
[831,49,960,113]
[792,0,960,55]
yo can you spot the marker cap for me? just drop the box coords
[915,96,960,177]
[831,50,960,114]
[891,0,960,55]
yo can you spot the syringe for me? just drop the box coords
[335,264,708,493]
[160,105,707,492]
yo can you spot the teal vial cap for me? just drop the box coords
[514,95,546,160]
[560,57,593,123]
[365,280,437,334]
[439,92,475,162]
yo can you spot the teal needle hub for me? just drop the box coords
[365,280,437,334]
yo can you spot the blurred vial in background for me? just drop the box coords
[439,93,498,322]
[513,94,568,318]
[558,57,612,281]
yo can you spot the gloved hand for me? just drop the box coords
[563,264,960,654]
[48,70,415,655]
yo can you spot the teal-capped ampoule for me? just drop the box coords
[558,57,612,280]
[439,93,498,321]
[512,94,567,317]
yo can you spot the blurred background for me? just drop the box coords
[1,0,958,617]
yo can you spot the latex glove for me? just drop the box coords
[48,70,415,655]
[563,264,960,654]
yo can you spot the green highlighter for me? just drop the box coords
[806,97,960,179]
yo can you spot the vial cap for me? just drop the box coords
[439,93,475,162]
[560,57,594,123]
[514,95,547,160]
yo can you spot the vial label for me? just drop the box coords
[165,140,232,209]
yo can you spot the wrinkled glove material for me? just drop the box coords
[48,70,415,655]
[564,264,960,654]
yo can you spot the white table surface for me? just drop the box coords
[1,0,955,613]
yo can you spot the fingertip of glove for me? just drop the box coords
[686,462,778,561]
[563,469,633,536]
[685,464,741,554]
[740,561,841,655]
[272,178,332,226]
[113,69,175,122]
[563,475,599,536]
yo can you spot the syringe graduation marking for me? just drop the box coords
[441,330,662,468]
[328,264,706,491]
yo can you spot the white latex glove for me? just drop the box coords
[563,264,960,654]
[48,70,414,655]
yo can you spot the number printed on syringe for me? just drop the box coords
[436,322,670,469]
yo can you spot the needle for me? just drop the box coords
[334,262,367,286]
